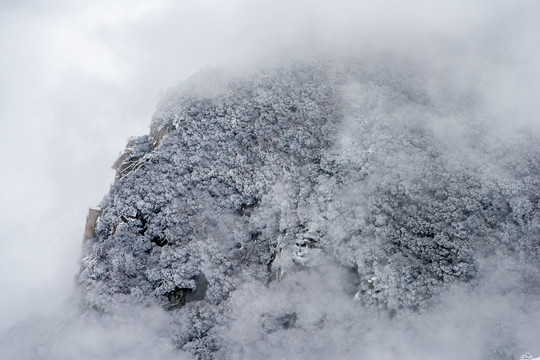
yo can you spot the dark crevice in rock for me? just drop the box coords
[166,272,208,310]
[136,211,148,235]
[236,198,261,217]
[151,235,168,247]
[250,231,261,241]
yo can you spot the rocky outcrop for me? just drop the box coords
[77,56,540,359]
[83,208,101,243]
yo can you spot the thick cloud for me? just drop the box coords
[0,0,539,358]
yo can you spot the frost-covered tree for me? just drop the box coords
[72,54,540,359]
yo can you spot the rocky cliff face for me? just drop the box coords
[77,55,540,359]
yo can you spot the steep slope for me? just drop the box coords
[77,55,540,359]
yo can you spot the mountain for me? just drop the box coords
[77,54,540,359]
[4,54,540,359]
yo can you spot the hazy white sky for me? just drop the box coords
[0,0,539,334]
[0,0,243,330]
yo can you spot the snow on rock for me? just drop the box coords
[73,55,540,359]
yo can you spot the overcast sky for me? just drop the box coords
[0,0,243,330]
[1,0,539,334]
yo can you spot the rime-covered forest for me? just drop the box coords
[2,54,540,359]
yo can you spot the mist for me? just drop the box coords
[1,0,539,359]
